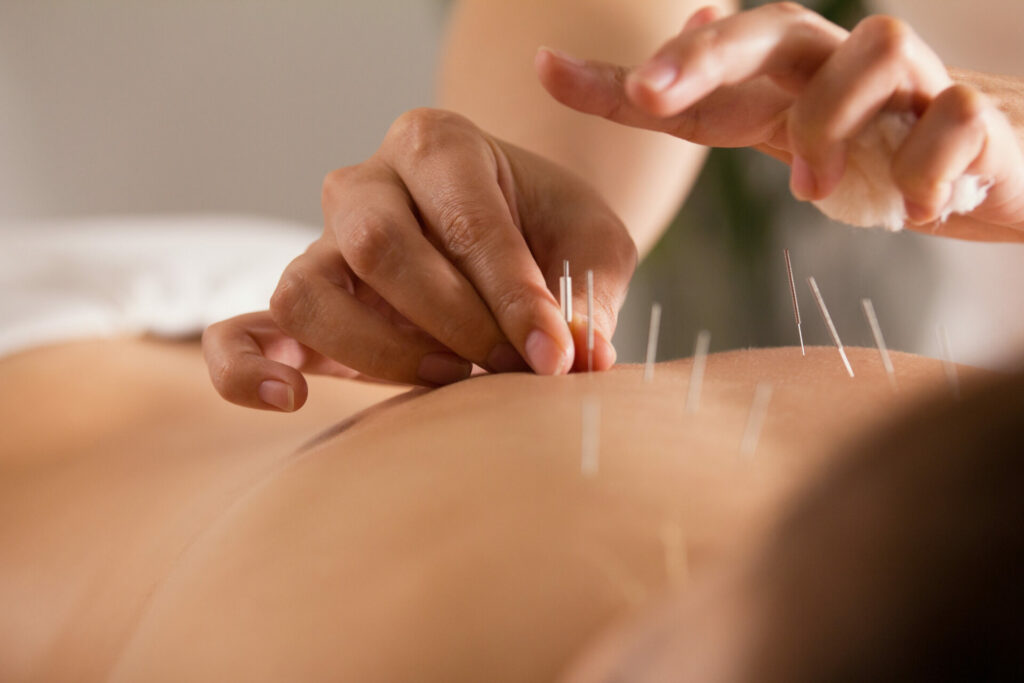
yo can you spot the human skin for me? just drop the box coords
[0,339,400,681]
[205,0,729,407]
[539,3,1024,240]
[0,339,986,681]
[211,2,1024,409]
[562,353,1024,683]
[438,0,732,256]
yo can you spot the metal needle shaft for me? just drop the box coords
[586,270,594,372]
[784,249,805,356]
[807,276,854,378]
[559,259,572,324]
[685,330,711,413]
[861,298,896,390]
[643,303,662,383]
[740,382,774,458]
[581,396,600,477]
[937,325,960,400]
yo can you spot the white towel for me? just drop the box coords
[0,214,317,358]
[813,111,990,231]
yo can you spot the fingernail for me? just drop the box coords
[258,380,295,412]
[538,45,586,68]
[525,328,571,376]
[790,155,818,201]
[630,57,679,93]
[487,342,530,373]
[417,352,472,386]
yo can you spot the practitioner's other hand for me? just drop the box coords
[204,109,636,410]
[537,3,1024,240]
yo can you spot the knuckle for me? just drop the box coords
[891,164,927,195]
[855,15,914,61]
[938,84,986,126]
[766,2,811,19]
[760,1,827,33]
[593,214,638,275]
[490,281,546,324]
[435,312,483,351]
[343,215,398,278]
[269,268,310,335]
[617,232,639,275]
[788,98,842,161]
[200,320,224,349]
[388,107,471,158]
[602,68,633,122]
[681,26,720,64]
[437,200,491,261]
[789,111,829,158]
[892,159,942,202]
[209,355,243,399]
[321,166,362,212]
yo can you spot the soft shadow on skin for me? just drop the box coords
[104,382,433,679]
[298,386,431,453]
[296,369,546,453]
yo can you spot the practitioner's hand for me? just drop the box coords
[204,108,636,410]
[537,2,1024,240]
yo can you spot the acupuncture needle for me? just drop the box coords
[643,303,662,382]
[559,259,572,325]
[559,264,566,321]
[861,298,896,390]
[685,330,711,414]
[660,522,689,589]
[784,249,805,356]
[586,269,595,372]
[806,276,854,378]
[937,325,960,399]
[581,396,600,477]
[740,382,774,458]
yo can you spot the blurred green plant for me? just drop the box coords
[716,0,868,258]
[643,0,867,350]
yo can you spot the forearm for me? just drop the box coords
[438,0,736,256]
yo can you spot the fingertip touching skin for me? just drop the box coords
[498,140,638,373]
[205,104,646,410]
[377,108,575,376]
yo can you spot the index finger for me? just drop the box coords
[535,47,792,149]
[381,109,575,376]
[627,3,848,117]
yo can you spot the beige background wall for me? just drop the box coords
[3,0,1024,369]
[0,0,446,225]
